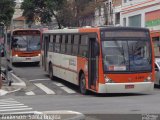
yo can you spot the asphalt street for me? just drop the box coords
[1,62,160,120]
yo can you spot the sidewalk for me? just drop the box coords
[0,57,26,96]
[0,71,26,96]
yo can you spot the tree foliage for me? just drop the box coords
[0,0,15,26]
[21,0,99,28]
[21,0,66,28]
[57,0,97,27]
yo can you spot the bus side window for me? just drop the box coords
[61,35,66,54]
[72,35,80,56]
[49,35,54,52]
[79,35,88,57]
[66,35,72,55]
[55,35,61,53]
[53,35,56,52]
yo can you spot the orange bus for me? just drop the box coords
[150,30,160,57]
[42,27,154,94]
[7,29,42,65]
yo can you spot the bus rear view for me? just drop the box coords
[99,27,154,93]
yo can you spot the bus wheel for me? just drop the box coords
[35,62,40,66]
[80,74,88,95]
[49,63,54,80]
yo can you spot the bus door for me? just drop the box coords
[44,35,49,71]
[88,34,99,90]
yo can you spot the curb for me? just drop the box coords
[10,72,26,87]
[0,72,26,96]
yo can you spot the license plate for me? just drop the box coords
[125,85,134,89]
[26,58,31,60]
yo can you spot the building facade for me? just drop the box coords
[120,0,160,29]
[12,0,26,29]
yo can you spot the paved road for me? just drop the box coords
[9,63,80,96]
[2,62,160,120]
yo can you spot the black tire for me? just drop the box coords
[35,62,40,66]
[49,63,54,80]
[80,74,88,95]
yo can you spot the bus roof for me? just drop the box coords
[43,26,149,34]
[12,29,41,32]
[43,28,79,34]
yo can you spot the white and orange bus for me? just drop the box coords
[42,27,155,94]
[150,30,160,58]
[6,29,42,65]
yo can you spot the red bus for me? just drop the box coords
[7,29,42,64]
[150,30,160,57]
[42,27,154,94]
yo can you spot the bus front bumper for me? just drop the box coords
[98,82,154,93]
[12,56,40,63]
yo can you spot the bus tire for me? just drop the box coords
[80,74,88,95]
[35,62,40,66]
[49,63,54,80]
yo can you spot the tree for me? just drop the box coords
[21,0,66,28]
[57,0,97,27]
[0,0,15,26]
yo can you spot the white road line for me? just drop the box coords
[54,82,64,87]
[0,108,32,112]
[0,101,20,104]
[0,100,20,103]
[1,111,41,115]
[0,106,28,109]
[0,104,24,107]
[25,91,35,95]
[34,83,55,94]
[61,86,76,94]
[0,98,14,101]
[29,79,50,82]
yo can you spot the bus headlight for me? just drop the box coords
[144,74,152,82]
[104,75,114,83]
[15,54,18,57]
[38,54,41,56]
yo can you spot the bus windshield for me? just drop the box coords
[102,39,152,72]
[12,35,41,51]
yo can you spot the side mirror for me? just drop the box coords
[155,67,159,71]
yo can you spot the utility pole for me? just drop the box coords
[0,22,5,89]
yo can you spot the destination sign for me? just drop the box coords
[101,31,149,38]
[13,30,40,35]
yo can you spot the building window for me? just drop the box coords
[124,0,127,3]
[123,18,126,26]
[115,12,120,24]
[129,14,141,27]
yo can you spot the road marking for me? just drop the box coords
[54,82,64,87]
[0,108,33,112]
[0,104,24,107]
[25,91,35,95]
[2,111,42,115]
[61,86,76,94]
[10,73,26,86]
[0,99,33,114]
[34,83,55,94]
[0,98,14,101]
[29,79,50,82]
[0,101,20,104]
[0,106,28,109]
